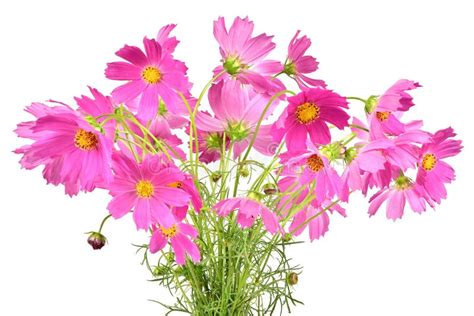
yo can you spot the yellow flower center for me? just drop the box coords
[142,66,162,84]
[74,129,98,150]
[376,111,390,122]
[168,181,183,189]
[296,102,320,124]
[421,153,437,171]
[136,180,154,198]
[306,154,324,172]
[160,224,178,238]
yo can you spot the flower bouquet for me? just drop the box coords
[14,17,462,315]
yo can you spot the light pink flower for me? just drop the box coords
[278,88,349,152]
[149,220,201,265]
[214,197,280,234]
[14,103,113,196]
[284,30,326,89]
[213,16,283,93]
[279,145,344,202]
[368,175,434,220]
[105,37,190,120]
[368,79,420,139]
[106,153,190,230]
[195,80,280,158]
[416,127,462,203]
[289,200,346,241]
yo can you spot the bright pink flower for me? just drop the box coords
[189,116,228,164]
[278,88,349,152]
[289,200,346,241]
[14,103,113,196]
[74,86,115,119]
[105,37,190,120]
[214,197,280,234]
[156,24,179,54]
[107,153,190,230]
[416,127,462,203]
[368,79,420,139]
[368,175,434,220]
[195,80,280,158]
[284,31,326,89]
[149,220,201,265]
[213,16,283,93]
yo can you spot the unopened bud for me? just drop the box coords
[238,164,250,177]
[365,95,378,114]
[211,172,222,182]
[87,232,107,250]
[282,233,292,243]
[247,191,264,202]
[287,272,299,285]
[262,183,278,195]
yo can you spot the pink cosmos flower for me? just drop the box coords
[74,86,115,120]
[416,127,462,203]
[289,200,346,241]
[105,37,190,120]
[189,116,228,164]
[149,220,201,265]
[195,80,280,158]
[214,197,280,234]
[107,153,190,229]
[278,88,349,152]
[284,31,326,89]
[279,145,344,202]
[14,102,113,196]
[368,175,434,220]
[156,24,179,54]
[213,16,283,93]
[368,79,420,139]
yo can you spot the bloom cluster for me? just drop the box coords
[15,17,462,267]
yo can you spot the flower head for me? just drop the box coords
[368,174,434,220]
[14,102,113,195]
[149,220,201,265]
[106,153,191,229]
[213,16,283,93]
[105,37,190,120]
[214,197,280,234]
[284,31,326,89]
[278,88,349,152]
[416,127,462,203]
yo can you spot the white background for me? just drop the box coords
[1,0,473,315]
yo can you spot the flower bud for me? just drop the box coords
[247,191,264,202]
[282,233,293,243]
[87,232,107,250]
[287,272,299,285]
[262,183,278,195]
[238,164,250,177]
[211,172,222,182]
[365,95,378,114]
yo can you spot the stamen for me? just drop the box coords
[375,111,390,122]
[74,129,98,150]
[136,180,154,198]
[306,154,324,172]
[160,224,178,238]
[142,66,162,84]
[421,153,437,171]
[296,102,320,124]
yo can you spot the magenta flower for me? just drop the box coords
[195,80,280,158]
[106,153,190,230]
[75,86,115,120]
[289,200,346,241]
[214,197,280,234]
[105,37,190,120]
[278,88,349,152]
[14,103,113,196]
[416,127,462,203]
[284,30,326,89]
[368,175,434,220]
[213,16,283,93]
[149,220,201,265]
[368,79,420,139]
[156,24,179,54]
